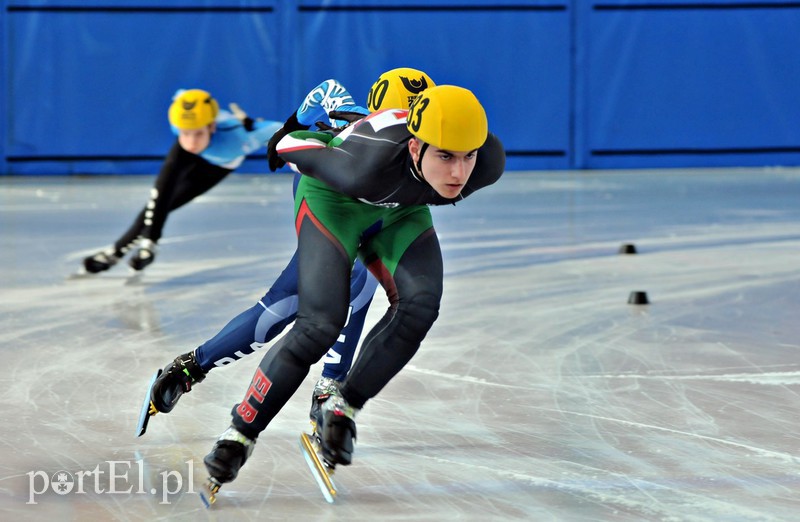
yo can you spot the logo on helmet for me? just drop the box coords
[400,76,429,94]
[169,89,218,130]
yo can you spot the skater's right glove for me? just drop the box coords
[267,112,310,172]
[229,103,256,131]
[314,109,367,133]
[327,110,367,125]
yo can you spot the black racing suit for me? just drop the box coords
[230,108,506,440]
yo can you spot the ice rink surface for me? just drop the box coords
[1,168,799,521]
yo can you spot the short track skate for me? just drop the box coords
[135,369,161,437]
[299,431,337,504]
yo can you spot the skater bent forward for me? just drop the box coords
[138,70,437,440]
[202,85,506,492]
[80,89,281,274]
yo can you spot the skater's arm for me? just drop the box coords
[276,129,389,198]
[267,79,364,172]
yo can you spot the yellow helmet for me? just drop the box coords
[168,89,220,130]
[367,67,435,112]
[406,85,488,152]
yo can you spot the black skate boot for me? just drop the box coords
[319,395,358,466]
[149,351,206,414]
[203,426,255,485]
[129,239,156,271]
[309,377,342,432]
[82,248,121,274]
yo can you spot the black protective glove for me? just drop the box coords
[313,110,368,134]
[327,110,367,124]
[267,112,310,172]
[314,121,339,133]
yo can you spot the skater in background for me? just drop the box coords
[80,88,282,274]
[140,69,436,436]
[202,84,506,492]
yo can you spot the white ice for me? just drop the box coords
[1,169,799,521]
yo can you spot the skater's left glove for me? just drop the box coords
[328,110,366,125]
[314,121,341,133]
[267,111,310,172]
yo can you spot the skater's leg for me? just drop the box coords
[319,261,378,381]
[128,143,231,270]
[116,142,192,254]
[149,251,302,415]
[206,176,379,483]
[339,228,443,409]
[318,229,442,466]
[137,143,223,243]
[205,218,353,484]
[309,261,378,425]
[81,142,190,273]
[230,221,352,439]
[195,251,301,370]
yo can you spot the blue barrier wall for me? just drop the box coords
[1,0,799,175]
[579,1,800,169]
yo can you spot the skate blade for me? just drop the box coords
[299,432,336,504]
[135,369,162,437]
[199,477,221,508]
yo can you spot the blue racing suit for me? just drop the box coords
[112,103,282,254]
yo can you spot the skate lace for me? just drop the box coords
[322,395,359,420]
[313,377,342,399]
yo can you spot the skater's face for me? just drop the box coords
[408,138,477,199]
[177,124,215,154]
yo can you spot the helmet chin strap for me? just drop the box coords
[413,142,430,180]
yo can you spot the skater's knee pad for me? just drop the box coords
[289,317,345,364]
[396,290,440,342]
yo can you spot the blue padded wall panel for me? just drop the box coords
[583,2,800,168]
[3,1,800,173]
[295,4,572,170]
[6,5,280,174]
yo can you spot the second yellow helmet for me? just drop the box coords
[367,68,435,112]
[168,89,220,130]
